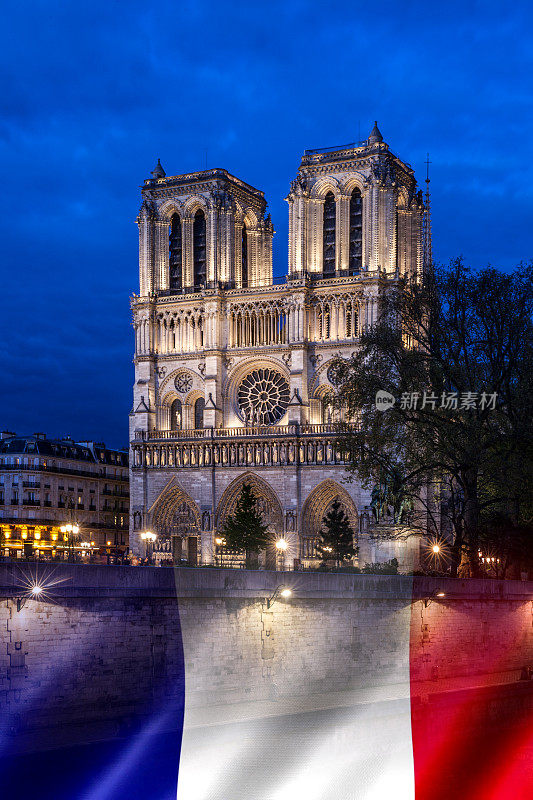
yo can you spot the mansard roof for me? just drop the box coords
[0,434,128,465]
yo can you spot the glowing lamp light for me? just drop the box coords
[215,537,224,546]
[22,532,27,540]
[276,539,288,551]
[106,541,112,546]
[267,585,293,608]
[5,531,10,539]
[51,533,57,541]
[140,531,157,542]
[436,591,445,598]
[72,525,80,535]
[34,532,41,540]
[432,544,440,554]
[60,526,67,533]
[31,585,43,597]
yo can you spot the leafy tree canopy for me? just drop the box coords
[329,259,533,576]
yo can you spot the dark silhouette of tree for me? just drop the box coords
[329,259,533,576]
[220,483,270,569]
[316,498,357,568]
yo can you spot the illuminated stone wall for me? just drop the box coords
[1,565,531,755]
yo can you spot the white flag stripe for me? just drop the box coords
[177,586,414,799]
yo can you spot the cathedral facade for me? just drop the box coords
[129,124,427,569]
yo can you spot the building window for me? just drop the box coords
[241,225,248,288]
[169,211,183,291]
[170,399,182,431]
[194,397,205,429]
[322,192,336,276]
[349,188,363,274]
[193,209,206,287]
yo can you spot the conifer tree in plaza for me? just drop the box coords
[317,498,357,568]
[220,482,270,568]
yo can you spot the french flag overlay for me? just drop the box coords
[1,570,532,799]
[176,575,533,800]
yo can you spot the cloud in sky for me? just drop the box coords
[1,0,532,445]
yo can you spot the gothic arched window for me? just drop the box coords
[322,192,336,276]
[241,225,248,288]
[349,188,362,275]
[169,213,182,290]
[324,303,331,339]
[193,209,207,288]
[194,397,205,429]
[170,399,182,431]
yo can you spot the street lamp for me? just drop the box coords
[266,585,293,609]
[275,538,288,571]
[60,523,80,561]
[214,537,226,567]
[140,531,157,564]
[423,589,446,608]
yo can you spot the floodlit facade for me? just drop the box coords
[129,124,427,569]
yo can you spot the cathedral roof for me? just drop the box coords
[367,121,384,145]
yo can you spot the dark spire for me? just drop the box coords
[423,153,432,271]
[367,121,383,145]
[151,158,166,179]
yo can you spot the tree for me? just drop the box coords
[316,498,357,568]
[330,259,533,576]
[220,483,270,569]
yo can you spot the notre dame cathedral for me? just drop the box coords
[129,123,427,570]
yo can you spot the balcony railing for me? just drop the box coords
[135,423,346,442]
[0,463,128,480]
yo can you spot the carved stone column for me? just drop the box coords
[137,207,154,296]
[154,220,169,291]
[182,217,194,288]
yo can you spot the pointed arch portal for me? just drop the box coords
[301,479,358,560]
[150,482,201,564]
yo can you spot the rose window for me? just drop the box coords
[327,363,341,387]
[238,369,290,425]
[174,372,193,394]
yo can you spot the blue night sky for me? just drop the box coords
[1,1,532,448]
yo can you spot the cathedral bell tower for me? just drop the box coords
[286,121,425,280]
[136,166,274,294]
